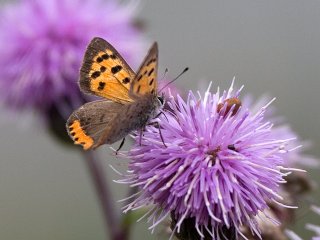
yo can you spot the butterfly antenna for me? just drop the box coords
[159,67,189,92]
[160,68,169,81]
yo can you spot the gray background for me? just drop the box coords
[1,0,320,239]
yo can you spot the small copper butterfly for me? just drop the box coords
[66,37,162,150]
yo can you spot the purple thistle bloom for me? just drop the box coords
[0,0,145,111]
[120,82,299,239]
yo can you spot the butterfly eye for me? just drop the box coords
[157,96,164,105]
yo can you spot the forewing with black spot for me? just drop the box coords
[80,37,136,103]
[66,100,124,150]
[130,42,158,97]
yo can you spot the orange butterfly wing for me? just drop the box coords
[67,39,161,150]
[130,42,158,97]
[80,37,135,103]
[67,100,124,150]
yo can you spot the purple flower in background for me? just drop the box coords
[120,82,298,239]
[0,0,145,112]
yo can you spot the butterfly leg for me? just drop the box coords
[154,110,169,122]
[115,137,126,154]
[139,128,144,146]
[148,121,167,148]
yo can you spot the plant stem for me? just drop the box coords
[83,151,127,240]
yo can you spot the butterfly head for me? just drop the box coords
[157,93,165,106]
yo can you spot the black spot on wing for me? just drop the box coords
[111,65,122,74]
[122,77,130,84]
[91,71,101,78]
[149,78,154,86]
[100,66,106,72]
[102,53,109,59]
[98,82,106,91]
[148,68,154,76]
[137,85,141,93]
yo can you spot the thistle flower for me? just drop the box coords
[120,82,299,239]
[0,0,145,112]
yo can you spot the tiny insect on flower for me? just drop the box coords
[117,81,302,240]
[216,97,242,117]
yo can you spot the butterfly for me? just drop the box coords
[66,37,163,150]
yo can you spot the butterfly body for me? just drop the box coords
[98,94,160,146]
[66,37,161,150]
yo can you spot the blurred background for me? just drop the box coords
[1,0,320,239]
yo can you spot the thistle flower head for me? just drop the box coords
[0,0,144,111]
[121,82,297,239]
